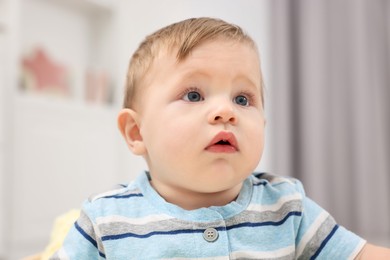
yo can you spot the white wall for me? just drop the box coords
[1,0,21,258]
[0,12,5,259]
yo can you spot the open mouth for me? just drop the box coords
[206,132,238,153]
[216,140,231,145]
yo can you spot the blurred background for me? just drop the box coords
[0,0,388,259]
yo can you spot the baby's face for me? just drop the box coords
[137,39,265,202]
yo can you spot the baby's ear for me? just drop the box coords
[117,109,146,156]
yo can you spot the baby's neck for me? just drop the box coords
[150,181,243,210]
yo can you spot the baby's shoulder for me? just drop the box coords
[81,181,145,219]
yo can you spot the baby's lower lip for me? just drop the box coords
[206,144,237,153]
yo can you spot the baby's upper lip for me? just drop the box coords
[206,131,238,150]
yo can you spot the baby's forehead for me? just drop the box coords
[147,40,261,85]
[155,38,258,63]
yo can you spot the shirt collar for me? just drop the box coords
[136,171,253,222]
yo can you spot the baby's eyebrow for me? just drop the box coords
[180,69,260,87]
[230,74,262,94]
[179,70,210,80]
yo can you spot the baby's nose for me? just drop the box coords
[208,102,237,125]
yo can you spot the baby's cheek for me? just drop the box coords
[246,125,264,157]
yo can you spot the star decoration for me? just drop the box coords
[21,48,70,96]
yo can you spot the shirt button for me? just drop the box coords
[203,227,219,242]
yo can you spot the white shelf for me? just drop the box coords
[15,91,118,116]
[35,0,114,16]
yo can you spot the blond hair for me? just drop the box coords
[123,17,263,109]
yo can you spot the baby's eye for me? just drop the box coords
[183,91,203,102]
[234,95,249,106]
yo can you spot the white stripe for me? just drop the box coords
[90,188,136,201]
[231,246,295,259]
[96,214,174,225]
[272,177,296,185]
[296,211,329,257]
[57,248,70,260]
[348,239,367,260]
[163,257,228,260]
[247,193,302,212]
[93,221,105,253]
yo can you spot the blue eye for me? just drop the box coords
[184,91,203,102]
[234,95,249,106]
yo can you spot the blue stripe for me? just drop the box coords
[101,211,302,241]
[253,181,267,186]
[104,193,143,199]
[75,221,97,248]
[310,224,339,260]
[75,222,106,258]
[102,228,206,241]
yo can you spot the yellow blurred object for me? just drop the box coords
[21,253,42,260]
[40,209,81,260]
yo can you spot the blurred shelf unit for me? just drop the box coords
[49,0,115,15]
[2,0,121,258]
[15,91,117,117]
[17,0,117,109]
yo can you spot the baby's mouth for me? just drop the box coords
[206,132,238,153]
[216,140,231,145]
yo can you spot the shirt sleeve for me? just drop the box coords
[292,179,366,260]
[49,201,106,260]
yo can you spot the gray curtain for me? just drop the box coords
[270,0,390,245]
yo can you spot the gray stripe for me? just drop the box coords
[98,218,224,238]
[97,200,302,238]
[226,200,302,226]
[297,215,337,260]
[77,210,105,254]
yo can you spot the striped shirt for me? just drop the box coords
[51,172,366,259]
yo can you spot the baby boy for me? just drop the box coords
[51,17,390,259]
